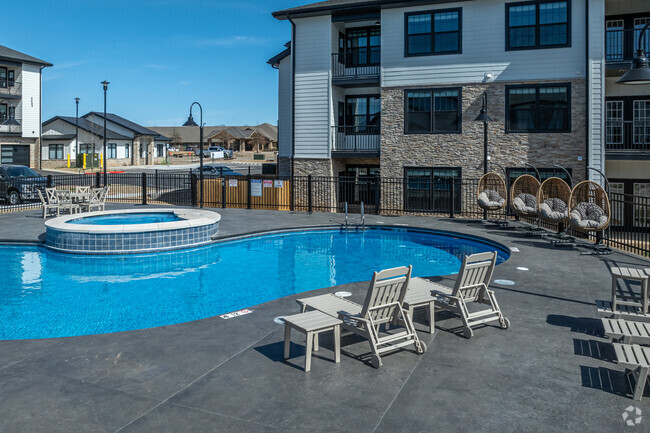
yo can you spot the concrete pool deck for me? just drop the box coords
[1,205,649,432]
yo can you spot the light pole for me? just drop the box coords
[474,91,493,220]
[75,97,79,167]
[183,102,203,208]
[101,81,109,185]
[617,22,650,85]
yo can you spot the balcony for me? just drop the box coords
[0,78,22,97]
[331,125,380,158]
[605,120,650,155]
[605,28,649,74]
[331,50,380,87]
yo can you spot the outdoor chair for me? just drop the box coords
[510,174,540,218]
[612,343,650,401]
[569,180,610,231]
[477,172,507,211]
[296,266,426,368]
[537,177,571,225]
[37,189,58,219]
[407,252,509,339]
[55,190,79,215]
[86,188,105,212]
[602,318,650,345]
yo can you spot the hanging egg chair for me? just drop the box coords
[477,172,507,211]
[537,177,571,224]
[510,174,540,217]
[569,180,611,232]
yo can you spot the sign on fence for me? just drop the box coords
[251,179,263,197]
[229,179,238,187]
[274,180,283,188]
[263,180,273,188]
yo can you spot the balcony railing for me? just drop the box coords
[332,50,380,79]
[0,78,21,96]
[606,28,650,63]
[605,120,650,152]
[332,126,380,153]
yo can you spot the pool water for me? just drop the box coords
[67,212,183,225]
[1,229,508,340]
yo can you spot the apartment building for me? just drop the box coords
[270,0,611,211]
[0,45,51,168]
[603,1,650,228]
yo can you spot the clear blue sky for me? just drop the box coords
[5,0,298,127]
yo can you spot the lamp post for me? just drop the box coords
[617,22,650,85]
[101,81,109,185]
[474,91,493,220]
[183,102,203,208]
[75,97,80,167]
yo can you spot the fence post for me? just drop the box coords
[308,175,313,213]
[95,172,101,188]
[374,175,380,215]
[141,172,147,205]
[290,176,294,211]
[46,175,53,188]
[247,174,252,209]
[190,173,197,207]
[155,169,159,191]
[449,178,455,218]
[221,178,227,209]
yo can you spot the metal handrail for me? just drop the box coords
[331,51,380,79]
[606,28,650,63]
[360,201,365,230]
[605,120,650,151]
[332,126,380,152]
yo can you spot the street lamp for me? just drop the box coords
[75,97,80,167]
[183,102,203,208]
[474,91,493,220]
[101,81,109,185]
[617,22,650,85]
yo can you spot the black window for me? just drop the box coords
[406,9,461,56]
[404,167,461,212]
[125,143,130,158]
[345,96,381,133]
[405,88,461,134]
[506,0,570,50]
[49,144,64,160]
[0,67,6,88]
[506,84,570,132]
[345,27,380,66]
[157,143,165,157]
[506,167,572,185]
[338,165,380,206]
[108,143,117,159]
[8,70,14,87]
[80,144,92,154]
[0,104,6,122]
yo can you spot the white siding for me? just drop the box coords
[605,77,650,97]
[294,15,331,158]
[278,54,293,158]
[381,0,588,87]
[21,64,41,138]
[588,0,606,181]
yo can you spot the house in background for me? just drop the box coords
[269,0,608,212]
[0,45,51,168]
[150,123,278,153]
[42,113,170,168]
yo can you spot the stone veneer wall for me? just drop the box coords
[380,79,587,212]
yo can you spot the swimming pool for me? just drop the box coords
[2,228,508,340]
[68,212,183,225]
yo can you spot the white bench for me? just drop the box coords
[613,343,650,400]
[602,318,650,345]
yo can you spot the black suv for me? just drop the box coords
[0,165,48,205]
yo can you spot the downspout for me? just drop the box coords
[288,14,296,178]
[584,0,590,181]
[39,66,44,170]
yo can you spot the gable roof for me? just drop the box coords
[267,46,291,67]
[150,124,278,144]
[272,0,465,19]
[0,45,52,67]
[43,116,131,140]
[83,112,161,137]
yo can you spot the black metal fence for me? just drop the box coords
[2,172,649,257]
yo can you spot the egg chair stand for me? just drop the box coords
[569,171,613,255]
[538,168,576,248]
[477,172,509,227]
[510,173,546,236]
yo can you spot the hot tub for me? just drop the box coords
[45,208,220,254]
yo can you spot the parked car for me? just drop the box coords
[191,165,242,177]
[0,165,48,205]
[197,146,233,159]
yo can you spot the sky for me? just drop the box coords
[4,0,299,127]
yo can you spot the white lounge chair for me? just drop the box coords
[37,189,57,219]
[602,318,650,345]
[297,266,426,368]
[612,343,650,400]
[408,252,509,338]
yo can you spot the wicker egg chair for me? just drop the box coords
[477,172,507,211]
[537,177,571,224]
[569,180,611,232]
[510,174,540,217]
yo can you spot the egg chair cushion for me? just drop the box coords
[570,202,608,229]
[512,193,537,214]
[540,198,568,221]
[478,189,505,209]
